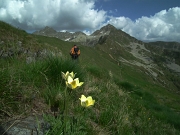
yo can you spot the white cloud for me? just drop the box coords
[0,0,180,42]
[107,16,133,29]
[0,0,107,32]
[108,7,180,42]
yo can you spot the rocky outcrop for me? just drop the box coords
[1,115,50,135]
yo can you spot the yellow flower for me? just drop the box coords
[61,71,76,80]
[66,76,84,89]
[79,95,95,107]
[79,95,87,107]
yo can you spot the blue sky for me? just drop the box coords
[95,0,179,20]
[0,0,180,42]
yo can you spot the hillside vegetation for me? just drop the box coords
[0,21,180,135]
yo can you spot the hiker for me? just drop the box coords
[70,45,80,60]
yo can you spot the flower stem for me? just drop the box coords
[63,86,68,134]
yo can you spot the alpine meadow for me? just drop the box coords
[0,21,180,135]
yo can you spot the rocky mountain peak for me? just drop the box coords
[101,24,116,31]
[33,26,56,35]
[74,31,86,36]
[91,24,116,36]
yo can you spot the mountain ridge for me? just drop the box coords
[33,24,180,49]
[33,24,141,46]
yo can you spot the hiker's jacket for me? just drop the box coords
[70,47,80,56]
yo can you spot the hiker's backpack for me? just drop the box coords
[73,47,80,55]
[74,47,79,54]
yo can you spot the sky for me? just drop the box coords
[0,0,180,42]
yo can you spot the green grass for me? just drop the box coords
[1,21,180,134]
[1,55,180,134]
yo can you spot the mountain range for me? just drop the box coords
[33,24,138,46]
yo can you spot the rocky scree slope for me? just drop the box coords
[93,25,180,92]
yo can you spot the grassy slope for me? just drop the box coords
[35,33,180,129]
[1,21,180,134]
